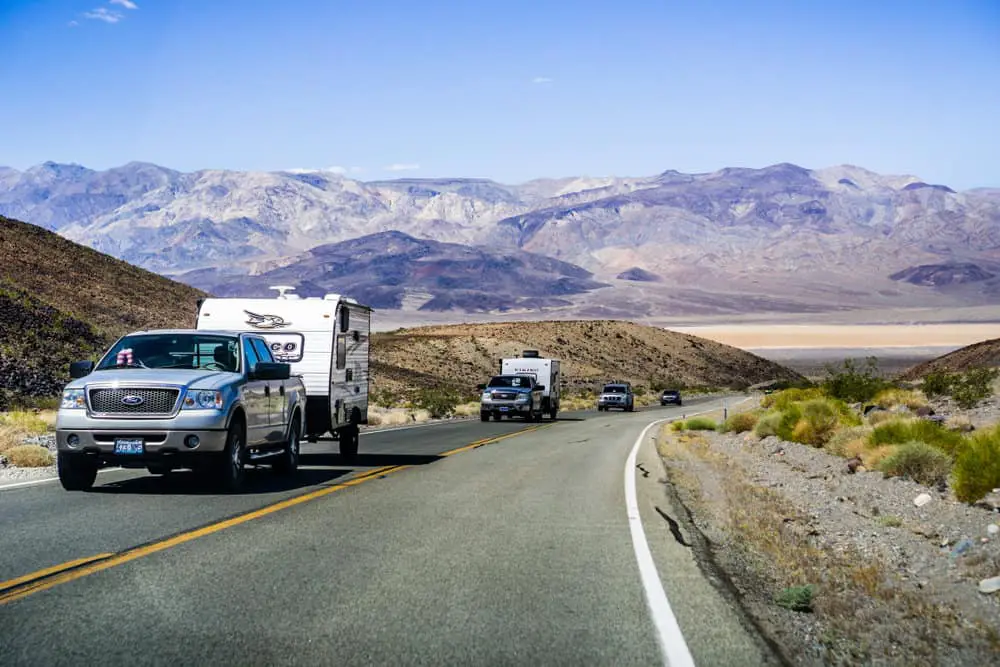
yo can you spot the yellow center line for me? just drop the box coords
[0,423,553,606]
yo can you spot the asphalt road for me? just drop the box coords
[0,395,772,666]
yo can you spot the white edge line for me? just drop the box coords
[0,467,121,491]
[625,397,752,667]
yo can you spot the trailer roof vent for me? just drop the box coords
[521,350,540,358]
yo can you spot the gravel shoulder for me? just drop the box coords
[655,407,1000,666]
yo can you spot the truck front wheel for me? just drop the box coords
[217,421,246,492]
[480,411,490,422]
[58,452,97,491]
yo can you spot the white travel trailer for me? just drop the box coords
[500,350,561,420]
[195,286,371,456]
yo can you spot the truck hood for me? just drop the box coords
[487,386,534,394]
[600,393,627,399]
[65,369,240,391]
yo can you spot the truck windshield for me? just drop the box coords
[603,385,628,394]
[96,334,241,372]
[488,376,531,388]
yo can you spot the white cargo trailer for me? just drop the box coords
[499,350,561,420]
[195,286,371,456]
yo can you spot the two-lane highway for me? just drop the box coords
[0,395,774,666]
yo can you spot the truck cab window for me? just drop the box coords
[251,338,273,363]
[244,339,260,374]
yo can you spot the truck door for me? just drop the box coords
[240,340,269,446]
[251,338,286,442]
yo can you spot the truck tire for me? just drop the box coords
[480,411,490,422]
[57,452,97,491]
[147,464,172,476]
[273,417,301,475]
[339,424,359,458]
[217,420,246,492]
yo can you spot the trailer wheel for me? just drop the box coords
[339,424,359,458]
[549,406,558,421]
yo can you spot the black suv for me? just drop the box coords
[660,390,682,406]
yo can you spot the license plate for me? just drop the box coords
[499,407,510,412]
[114,438,144,455]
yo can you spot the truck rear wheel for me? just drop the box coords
[339,424,359,458]
[58,452,97,491]
[273,417,301,475]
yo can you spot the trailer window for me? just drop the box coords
[339,306,350,333]
[336,334,347,370]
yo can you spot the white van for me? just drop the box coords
[195,286,371,456]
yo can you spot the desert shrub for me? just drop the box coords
[822,357,891,404]
[2,444,53,467]
[775,585,814,613]
[761,387,824,410]
[787,398,842,446]
[951,368,999,409]
[671,420,685,432]
[412,388,461,419]
[873,388,928,411]
[866,410,898,426]
[876,441,952,486]
[683,417,718,431]
[921,371,956,398]
[754,412,783,438]
[824,426,872,458]
[0,410,50,435]
[952,425,1000,504]
[869,418,965,455]
[722,411,759,433]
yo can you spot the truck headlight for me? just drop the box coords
[481,392,491,401]
[516,394,530,402]
[61,389,85,409]
[183,390,223,410]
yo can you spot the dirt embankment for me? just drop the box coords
[371,319,803,398]
[657,402,1000,666]
[901,337,1000,380]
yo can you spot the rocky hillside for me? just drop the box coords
[3,161,998,317]
[0,215,206,404]
[371,320,803,397]
[900,337,1000,380]
[175,231,608,311]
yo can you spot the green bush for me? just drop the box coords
[951,368,999,409]
[683,417,719,431]
[789,399,841,446]
[952,425,1000,504]
[761,387,824,410]
[921,371,955,398]
[876,441,952,486]
[775,584,814,612]
[754,412,783,439]
[413,388,461,419]
[822,357,891,404]
[869,419,965,455]
[722,411,759,433]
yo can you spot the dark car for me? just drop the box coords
[660,390,682,406]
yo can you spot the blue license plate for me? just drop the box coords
[499,407,510,412]
[114,438,144,455]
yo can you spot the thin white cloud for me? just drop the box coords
[384,163,420,172]
[532,76,553,84]
[110,0,138,8]
[84,8,124,23]
[282,166,352,175]
[68,20,79,27]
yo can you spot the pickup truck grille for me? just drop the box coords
[88,387,180,416]
[492,392,517,400]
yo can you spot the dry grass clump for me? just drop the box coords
[872,388,929,411]
[2,444,53,467]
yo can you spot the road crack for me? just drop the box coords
[654,506,692,547]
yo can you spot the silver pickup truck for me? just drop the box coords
[56,329,306,492]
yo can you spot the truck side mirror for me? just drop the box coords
[70,360,94,379]
[477,383,486,391]
[253,362,291,381]
[535,385,546,392]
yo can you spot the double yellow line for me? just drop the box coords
[0,423,552,606]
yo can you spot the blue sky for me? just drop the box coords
[1,0,998,188]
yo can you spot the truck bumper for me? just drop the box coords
[480,402,532,415]
[56,409,230,468]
